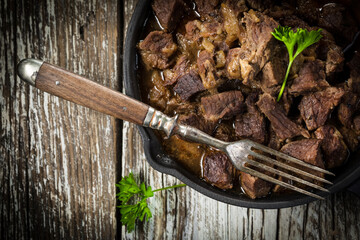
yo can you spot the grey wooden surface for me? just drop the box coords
[1,0,360,239]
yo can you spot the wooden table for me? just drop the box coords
[1,0,360,239]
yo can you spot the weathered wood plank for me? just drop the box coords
[1,0,120,239]
[122,1,360,240]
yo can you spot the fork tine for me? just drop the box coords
[245,158,329,192]
[241,166,325,200]
[249,141,335,176]
[248,151,332,185]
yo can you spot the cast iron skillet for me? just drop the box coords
[123,0,360,208]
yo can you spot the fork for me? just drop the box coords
[18,59,334,200]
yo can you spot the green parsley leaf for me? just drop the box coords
[116,173,186,233]
[271,26,322,101]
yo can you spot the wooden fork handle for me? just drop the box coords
[17,59,149,125]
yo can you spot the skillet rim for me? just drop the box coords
[123,0,360,209]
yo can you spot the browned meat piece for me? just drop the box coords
[316,30,344,78]
[265,4,295,20]
[214,124,235,142]
[295,0,321,25]
[289,60,329,96]
[235,111,266,144]
[260,52,287,94]
[173,70,205,101]
[282,139,324,167]
[299,87,345,131]
[178,113,216,135]
[325,44,344,77]
[317,3,358,45]
[201,91,244,121]
[164,55,191,85]
[235,93,267,144]
[194,0,219,16]
[353,115,360,134]
[315,125,348,169]
[139,31,177,69]
[148,71,171,111]
[202,152,234,189]
[274,139,324,192]
[280,15,310,30]
[225,48,242,79]
[240,172,272,199]
[257,93,309,141]
[152,0,185,31]
[338,92,360,127]
[197,50,223,89]
[347,52,360,94]
[237,10,279,85]
[245,0,272,11]
[268,126,282,150]
[339,126,359,152]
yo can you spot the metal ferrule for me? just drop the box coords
[143,107,178,138]
[17,58,44,86]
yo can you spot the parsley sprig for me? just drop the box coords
[116,173,186,232]
[271,26,323,101]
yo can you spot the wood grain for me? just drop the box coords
[121,1,360,240]
[1,0,120,239]
[1,0,360,239]
[36,62,149,125]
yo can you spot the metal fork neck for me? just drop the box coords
[142,107,228,150]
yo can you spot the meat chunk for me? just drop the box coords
[178,113,216,135]
[194,0,219,16]
[164,55,191,86]
[139,31,177,69]
[274,139,324,192]
[148,71,171,111]
[201,91,244,121]
[347,52,360,94]
[260,51,287,94]
[235,93,267,144]
[339,126,359,152]
[240,172,272,199]
[295,0,321,25]
[257,93,309,141]
[317,3,358,45]
[316,30,344,78]
[280,15,310,30]
[337,92,360,127]
[282,139,324,167]
[235,111,266,144]
[245,0,272,11]
[353,115,360,135]
[214,123,235,142]
[237,10,279,85]
[173,70,205,101]
[315,125,348,169]
[289,60,329,96]
[299,87,345,131]
[197,50,223,89]
[268,126,282,151]
[202,152,234,189]
[152,0,184,31]
[325,44,344,77]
